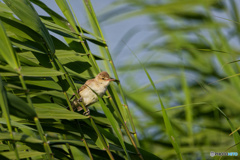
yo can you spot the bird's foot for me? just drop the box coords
[77,97,83,102]
[83,108,90,116]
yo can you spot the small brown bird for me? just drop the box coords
[70,71,116,115]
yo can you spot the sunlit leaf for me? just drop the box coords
[0,20,20,70]
[34,103,88,120]
[7,92,37,119]
[3,0,55,54]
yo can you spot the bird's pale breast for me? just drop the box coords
[80,81,109,106]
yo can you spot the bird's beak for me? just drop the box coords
[108,78,120,83]
[106,78,116,81]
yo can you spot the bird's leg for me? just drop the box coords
[76,106,83,112]
[83,108,90,116]
[77,97,83,102]
[76,97,84,112]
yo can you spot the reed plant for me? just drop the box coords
[1,0,240,160]
[0,0,159,159]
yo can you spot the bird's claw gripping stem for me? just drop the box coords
[83,108,90,116]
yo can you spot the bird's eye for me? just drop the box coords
[102,78,104,80]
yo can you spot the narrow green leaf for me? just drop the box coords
[55,0,78,33]
[24,80,62,91]
[0,2,12,13]
[0,14,42,42]
[0,151,45,159]
[0,72,17,77]
[0,20,20,70]
[6,92,37,119]
[91,111,111,126]
[49,139,95,149]
[84,36,107,47]
[181,70,193,146]
[0,144,9,151]
[56,49,105,60]
[0,132,42,143]
[41,18,78,39]
[0,118,36,131]
[34,103,88,119]
[0,76,10,118]
[21,66,64,77]
[10,37,45,54]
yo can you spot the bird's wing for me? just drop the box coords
[70,79,93,100]
[78,79,94,93]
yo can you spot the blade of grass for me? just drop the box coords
[181,70,193,146]
[155,102,207,112]
[208,73,240,85]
